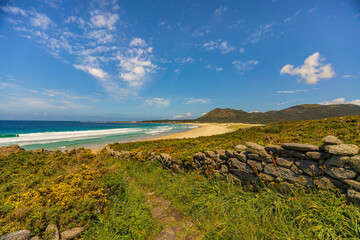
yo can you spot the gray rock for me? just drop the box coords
[236,152,247,162]
[235,144,246,152]
[324,144,359,156]
[60,227,84,240]
[348,156,360,172]
[193,152,205,161]
[0,230,31,240]
[225,150,236,158]
[347,189,360,200]
[323,165,357,179]
[325,155,349,167]
[245,142,270,158]
[264,165,312,186]
[323,135,342,145]
[306,151,329,160]
[44,224,59,240]
[290,164,303,175]
[247,153,271,163]
[295,160,322,177]
[247,159,263,172]
[283,149,308,160]
[229,158,243,169]
[282,143,320,152]
[265,145,286,155]
[227,173,240,183]
[343,180,360,191]
[160,153,171,161]
[215,149,226,155]
[258,173,274,181]
[276,157,294,168]
[211,154,220,162]
[220,165,229,174]
[204,151,215,158]
[314,176,347,190]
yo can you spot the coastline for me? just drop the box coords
[90,122,259,154]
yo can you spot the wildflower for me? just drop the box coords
[114,197,117,200]
[123,201,126,204]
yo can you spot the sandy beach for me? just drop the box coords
[90,122,258,154]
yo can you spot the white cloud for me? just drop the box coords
[239,48,245,53]
[175,57,194,65]
[88,30,113,44]
[31,12,54,29]
[247,23,274,44]
[276,89,310,94]
[174,69,180,73]
[214,6,227,16]
[1,6,27,16]
[216,67,223,72]
[74,64,108,79]
[232,60,258,71]
[144,98,170,107]
[184,98,211,104]
[319,98,346,105]
[129,37,147,47]
[172,112,192,119]
[280,52,335,84]
[90,10,119,30]
[348,99,360,106]
[284,10,301,23]
[342,75,352,78]
[203,40,235,54]
[319,98,360,106]
[201,112,207,116]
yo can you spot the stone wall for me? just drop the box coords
[192,136,360,200]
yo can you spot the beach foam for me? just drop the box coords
[0,128,144,147]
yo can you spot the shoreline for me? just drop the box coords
[90,122,259,154]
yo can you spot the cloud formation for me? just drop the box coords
[319,98,360,106]
[172,112,192,119]
[144,98,170,107]
[203,40,235,54]
[280,52,335,84]
[184,98,211,104]
[232,60,258,71]
[247,23,274,44]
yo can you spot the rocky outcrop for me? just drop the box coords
[0,145,24,157]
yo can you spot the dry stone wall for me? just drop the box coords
[192,136,360,200]
[105,136,360,200]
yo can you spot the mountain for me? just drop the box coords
[197,104,360,124]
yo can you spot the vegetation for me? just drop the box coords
[1,114,360,239]
[197,104,360,123]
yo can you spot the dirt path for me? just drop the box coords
[144,191,203,240]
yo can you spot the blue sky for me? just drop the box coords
[0,0,359,121]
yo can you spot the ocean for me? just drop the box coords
[0,120,196,150]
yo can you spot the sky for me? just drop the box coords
[0,0,359,121]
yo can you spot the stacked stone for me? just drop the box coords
[0,225,84,240]
[148,153,182,173]
[192,136,360,200]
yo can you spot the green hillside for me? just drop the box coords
[197,104,360,123]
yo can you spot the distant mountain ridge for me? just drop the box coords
[197,104,360,124]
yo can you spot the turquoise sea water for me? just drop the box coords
[0,121,196,150]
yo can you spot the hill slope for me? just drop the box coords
[197,104,360,123]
